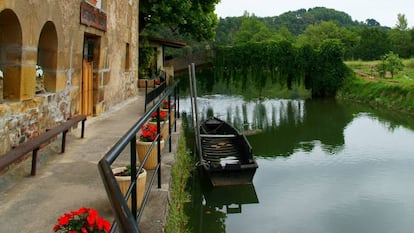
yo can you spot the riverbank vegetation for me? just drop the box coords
[339,58,414,114]
[164,131,193,233]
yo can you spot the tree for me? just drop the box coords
[311,39,347,97]
[388,28,412,58]
[365,18,380,27]
[395,13,408,31]
[234,12,275,44]
[139,0,220,41]
[296,21,359,59]
[389,14,413,58]
[355,27,390,60]
[376,51,404,78]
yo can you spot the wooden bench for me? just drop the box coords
[0,115,87,176]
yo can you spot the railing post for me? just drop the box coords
[130,135,137,219]
[176,85,180,120]
[144,80,148,112]
[31,148,39,176]
[168,95,172,152]
[61,130,68,153]
[157,107,162,189]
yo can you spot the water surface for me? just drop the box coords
[181,95,414,233]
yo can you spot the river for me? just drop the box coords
[179,95,414,233]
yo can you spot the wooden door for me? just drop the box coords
[82,58,93,116]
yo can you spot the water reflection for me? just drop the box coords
[182,95,414,233]
[187,173,259,233]
[180,96,353,157]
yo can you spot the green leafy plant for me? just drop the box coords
[53,207,110,233]
[113,165,144,176]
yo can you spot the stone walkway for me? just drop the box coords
[0,95,180,233]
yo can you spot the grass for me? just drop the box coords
[164,130,193,233]
[345,58,414,81]
[339,59,414,115]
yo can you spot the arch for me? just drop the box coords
[0,9,23,101]
[37,21,58,93]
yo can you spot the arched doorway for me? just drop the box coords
[0,9,23,102]
[37,21,58,93]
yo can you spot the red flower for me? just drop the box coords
[58,215,70,225]
[161,99,174,109]
[140,123,160,142]
[151,111,168,121]
[53,207,110,233]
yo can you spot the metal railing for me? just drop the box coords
[98,80,180,233]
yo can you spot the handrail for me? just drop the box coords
[98,80,180,233]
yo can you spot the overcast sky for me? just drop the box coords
[215,0,414,28]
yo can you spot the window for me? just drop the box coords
[125,43,130,71]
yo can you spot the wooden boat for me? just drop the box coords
[199,117,258,186]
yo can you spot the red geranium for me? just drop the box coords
[53,207,110,233]
[154,79,161,85]
[140,123,159,142]
[161,99,174,109]
[151,111,168,121]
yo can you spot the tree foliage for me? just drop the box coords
[395,13,408,31]
[355,27,391,60]
[376,51,404,78]
[214,7,414,61]
[234,12,276,44]
[215,40,347,97]
[139,0,219,41]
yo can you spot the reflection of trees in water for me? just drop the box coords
[252,101,269,130]
[248,99,353,157]
[339,99,414,132]
[183,95,414,158]
[185,170,226,233]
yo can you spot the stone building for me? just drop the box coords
[0,0,139,156]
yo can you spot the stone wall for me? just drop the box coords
[0,91,69,155]
[0,1,140,161]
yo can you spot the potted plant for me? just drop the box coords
[112,165,147,209]
[137,123,164,170]
[160,99,175,123]
[148,111,169,139]
[36,64,45,93]
[53,207,110,233]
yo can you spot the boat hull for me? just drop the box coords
[199,117,258,187]
[202,164,257,186]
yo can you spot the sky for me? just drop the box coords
[215,0,414,28]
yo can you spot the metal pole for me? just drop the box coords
[188,63,202,159]
[130,135,137,218]
[191,63,203,158]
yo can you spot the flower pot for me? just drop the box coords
[161,108,175,124]
[113,167,147,209]
[136,139,165,170]
[148,120,169,140]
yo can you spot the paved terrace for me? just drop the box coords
[0,94,181,233]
